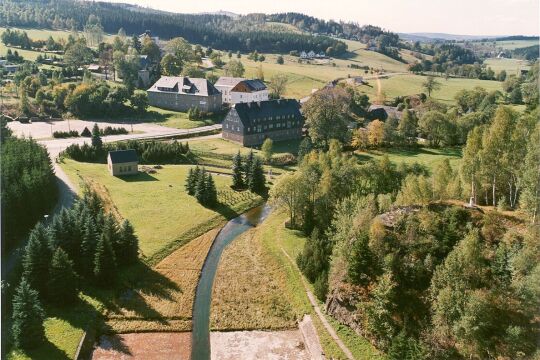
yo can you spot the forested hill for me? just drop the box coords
[0,0,347,55]
[267,12,401,46]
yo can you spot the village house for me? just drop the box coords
[107,149,138,176]
[215,77,268,105]
[147,76,222,112]
[222,99,303,146]
[367,104,403,121]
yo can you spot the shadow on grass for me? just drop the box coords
[117,172,158,182]
[15,338,70,360]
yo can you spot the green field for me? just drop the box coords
[356,73,503,104]
[494,39,539,50]
[355,147,462,172]
[483,58,531,76]
[60,160,262,262]
[96,106,224,129]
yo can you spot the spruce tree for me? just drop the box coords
[22,223,51,297]
[50,208,78,260]
[94,231,117,286]
[12,278,45,350]
[195,169,208,205]
[248,157,266,193]
[185,167,195,195]
[102,214,120,260]
[244,150,254,184]
[117,220,139,265]
[91,123,102,148]
[205,173,218,207]
[48,248,79,305]
[232,151,244,189]
[80,216,98,277]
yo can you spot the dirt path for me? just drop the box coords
[280,248,355,360]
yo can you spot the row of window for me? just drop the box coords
[118,165,133,173]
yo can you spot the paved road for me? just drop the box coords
[2,122,222,278]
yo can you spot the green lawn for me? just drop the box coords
[60,160,262,263]
[355,147,462,172]
[356,74,503,104]
[6,293,105,360]
[483,58,531,77]
[494,39,539,50]
[127,106,224,129]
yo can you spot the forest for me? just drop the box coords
[0,0,348,55]
[1,119,58,252]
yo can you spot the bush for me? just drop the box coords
[80,127,91,137]
[52,130,79,138]
[99,126,128,136]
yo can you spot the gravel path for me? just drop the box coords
[280,248,355,360]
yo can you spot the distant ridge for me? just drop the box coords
[400,32,539,42]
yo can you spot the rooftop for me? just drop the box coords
[232,99,302,127]
[148,76,220,96]
[108,149,138,164]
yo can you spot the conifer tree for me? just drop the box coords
[22,223,51,297]
[185,167,195,195]
[248,157,266,193]
[232,151,244,188]
[11,278,45,350]
[50,207,78,259]
[80,216,98,277]
[102,214,120,259]
[117,220,139,265]
[244,150,254,183]
[205,173,218,206]
[48,248,79,305]
[94,231,117,285]
[195,169,208,205]
[91,123,102,148]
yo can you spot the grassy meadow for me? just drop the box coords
[483,58,531,76]
[494,39,539,50]
[355,73,503,104]
[355,147,462,172]
[60,159,262,262]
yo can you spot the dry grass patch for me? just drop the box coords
[106,228,219,333]
[211,228,301,331]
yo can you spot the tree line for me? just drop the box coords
[0,0,348,55]
[11,188,139,350]
[1,119,58,252]
[62,129,194,165]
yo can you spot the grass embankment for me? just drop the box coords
[107,228,219,333]
[355,147,462,172]
[211,209,384,359]
[60,160,262,263]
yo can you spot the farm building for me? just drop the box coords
[222,99,303,146]
[107,149,139,176]
[147,76,222,112]
[215,77,268,104]
[367,105,403,121]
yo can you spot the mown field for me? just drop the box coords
[494,39,539,50]
[355,147,463,172]
[483,58,531,76]
[60,159,262,262]
[355,73,503,104]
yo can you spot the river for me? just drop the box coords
[190,204,272,360]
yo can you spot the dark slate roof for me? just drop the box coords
[244,79,267,91]
[148,76,220,96]
[108,149,138,164]
[232,99,302,127]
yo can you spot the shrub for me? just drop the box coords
[52,130,79,138]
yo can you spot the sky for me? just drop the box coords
[97,0,539,36]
